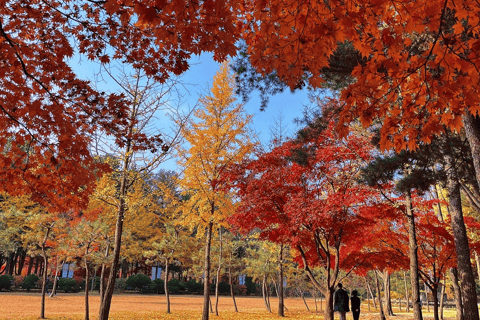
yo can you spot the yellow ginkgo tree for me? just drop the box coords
[177,62,254,320]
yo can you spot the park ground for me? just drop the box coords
[0,293,458,320]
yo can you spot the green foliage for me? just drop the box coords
[21,274,39,292]
[126,274,152,290]
[245,276,256,295]
[115,278,127,292]
[58,278,79,293]
[210,281,230,295]
[153,278,165,294]
[185,279,203,294]
[0,275,13,291]
[167,278,185,294]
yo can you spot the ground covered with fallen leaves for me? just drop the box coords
[0,293,457,319]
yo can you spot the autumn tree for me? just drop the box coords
[227,112,394,320]
[178,62,253,320]
[90,69,188,320]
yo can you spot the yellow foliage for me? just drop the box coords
[178,62,254,232]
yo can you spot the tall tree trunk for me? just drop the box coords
[450,268,464,320]
[202,221,214,320]
[404,271,410,313]
[40,256,48,319]
[214,229,222,316]
[84,256,90,320]
[26,256,34,276]
[40,226,51,319]
[5,251,14,276]
[34,256,40,275]
[462,112,480,192]
[49,259,61,297]
[426,282,430,313]
[406,191,423,320]
[229,264,238,312]
[475,252,480,285]
[432,284,439,320]
[445,155,479,320]
[366,276,376,309]
[165,257,170,314]
[440,276,446,320]
[278,244,285,317]
[300,289,310,311]
[384,270,394,316]
[374,270,386,320]
[262,275,271,313]
[324,287,334,320]
[17,249,26,275]
[100,242,110,301]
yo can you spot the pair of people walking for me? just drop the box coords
[334,283,361,320]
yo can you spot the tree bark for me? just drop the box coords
[462,112,480,191]
[450,268,464,320]
[214,229,222,316]
[40,226,51,319]
[84,256,90,320]
[374,270,386,320]
[384,270,394,316]
[49,259,61,297]
[165,257,170,314]
[17,249,26,275]
[27,255,34,276]
[202,221,214,320]
[278,244,284,317]
[445,155,479,320]
[406,191,424,320]
[439,276,446,320]
[366,276,376,309]
[229,264,238,312]
[262,275,271,313]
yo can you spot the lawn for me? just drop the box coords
[0,293,458,320]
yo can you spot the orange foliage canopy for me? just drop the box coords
[240,0,480,150]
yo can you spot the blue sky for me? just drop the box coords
[71,53,311,173]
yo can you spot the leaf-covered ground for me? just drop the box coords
[0,293,457,319]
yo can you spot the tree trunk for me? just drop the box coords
[366,276,376,309]
[34,256,40,275]
[384,270,394,316]
[278,244,284,317]
[450,268,464,320]
[426,282,430,313]
[40,255,48,319]
[301,289,310,311]
[440,276,446,320]
[374,270,386,320]
[165,257,170,314]
[84,256,90,320]
[40,226,51,319]
[432,284,439,320]
[262,275,271,313]
[5,251,14,276]
[214,229,222,316]
[324,287,334,320]
[100,242,110,301]
[462,112,480,192]
[49,259,61,297]
[404,270,410,313]
[406,191,424,320]
[445,155,479,320]
[229,264,238,312]
[27,256,34,276]
[202,221,214,320]
[17,249,26,275]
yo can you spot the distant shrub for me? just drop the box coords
[58,278,78,292]
[185,279,202,294]
[167,278,185,294]
[22,274,39,292]
[245,277,256,295]
[153,279,165,294]
[126,274,151,291]
[210,281,230,295]
[0,275,14,291]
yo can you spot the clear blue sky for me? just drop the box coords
[71,53,311,173]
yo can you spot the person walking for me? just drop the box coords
[351,290,361,320]
[334,283,350,320]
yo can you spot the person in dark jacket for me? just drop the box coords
[351,290,361,320]
[334,283,350,320]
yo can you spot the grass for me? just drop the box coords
[0,292,458,319]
